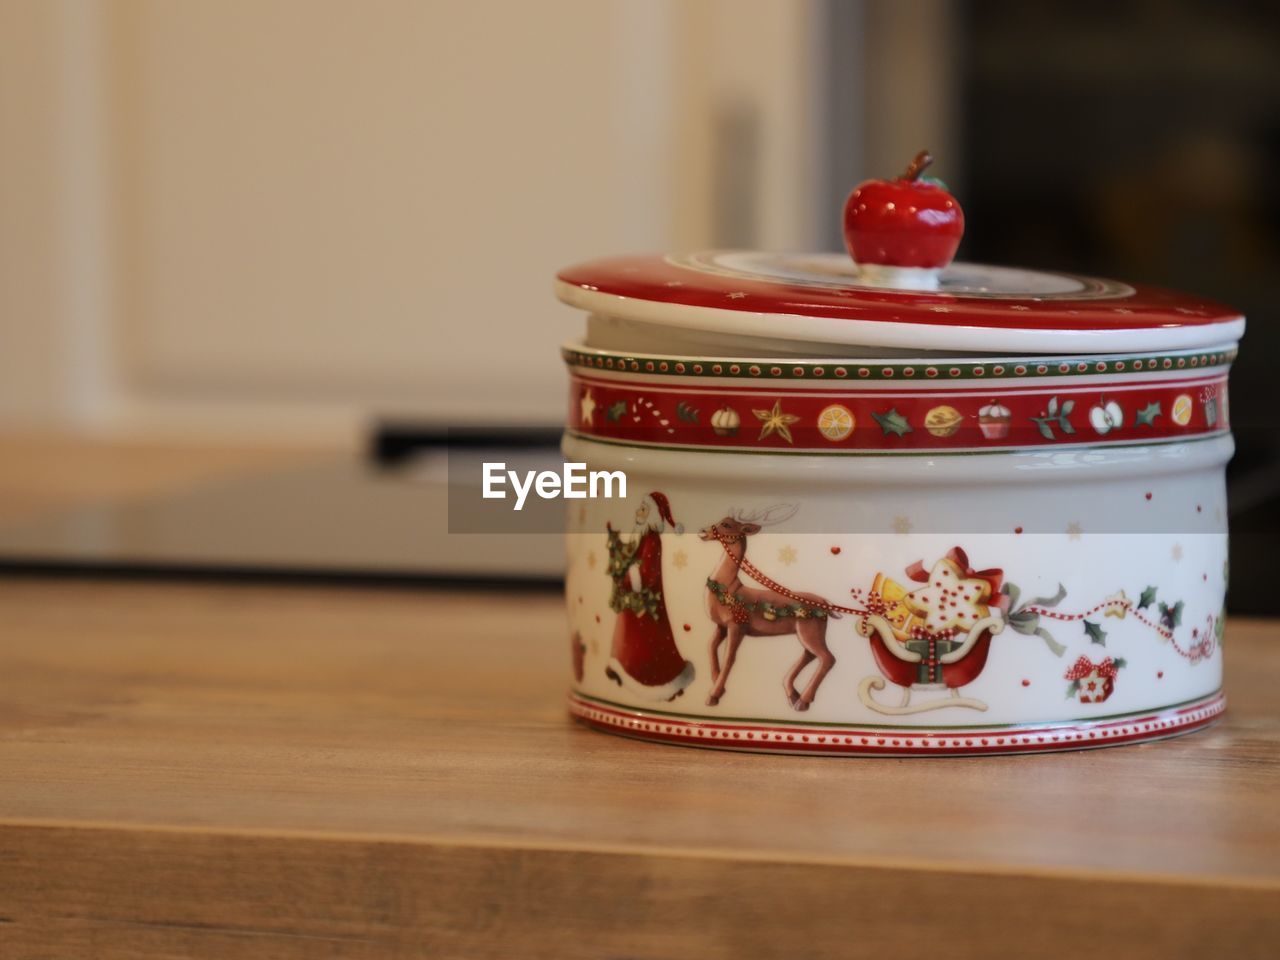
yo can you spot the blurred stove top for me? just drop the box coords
[0,429,565,584]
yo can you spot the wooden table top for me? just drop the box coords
[0,434,1277,958]
[1,578,1278,959]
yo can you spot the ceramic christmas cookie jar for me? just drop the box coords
[556,152,1242,756]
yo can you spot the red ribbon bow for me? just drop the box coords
[1064,655,1118,681]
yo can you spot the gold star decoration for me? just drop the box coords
[1104,589,1128,619]
[892,515,913,535]
[672,549,688,570]
[753,400,800,443]
[778,545,797,566]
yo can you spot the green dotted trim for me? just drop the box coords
[562,346,1237,382]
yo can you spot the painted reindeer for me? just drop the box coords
[699,506,840,712]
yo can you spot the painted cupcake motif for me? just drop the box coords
[710,406,741,437]
[978,401,1012,440]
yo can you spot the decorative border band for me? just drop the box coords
[570,372,1229,452]
[563,345,1237,382]
[568,690,1225,756]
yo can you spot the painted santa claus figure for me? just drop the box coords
[604,491,695,700]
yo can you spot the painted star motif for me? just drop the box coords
[586,550,597,570]
[1066,522,1083,541]
[580,388,597,426]
[1171,543,1183,563]
[726,291,748,299]
[672,549,688,570]
[753,400,800,443]
[892,515,913,535]
[778,545,797,566]
[1104,590,1128,619]
[905,557,993,634]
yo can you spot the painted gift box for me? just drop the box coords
[556,154,1241,756]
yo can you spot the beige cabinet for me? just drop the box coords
[0,0,837,441]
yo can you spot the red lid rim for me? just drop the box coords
[555,252,1244,356]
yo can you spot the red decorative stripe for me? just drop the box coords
[570,374,1229,451]
[568,691,1224,755]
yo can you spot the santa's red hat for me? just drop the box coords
[647,491,683,534]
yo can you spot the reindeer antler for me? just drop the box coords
[735,503,799,527]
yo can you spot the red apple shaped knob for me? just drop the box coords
[843,150,964,290]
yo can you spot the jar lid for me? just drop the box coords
[556,150,1241,356]
[555,250,1243,355]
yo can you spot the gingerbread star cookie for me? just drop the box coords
[905,557,993,634]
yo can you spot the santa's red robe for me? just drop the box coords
[608,527,695,699]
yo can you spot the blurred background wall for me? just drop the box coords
[0,0,963,441]
[1,0,1277,600]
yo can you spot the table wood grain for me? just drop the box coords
[1,577,1278,959]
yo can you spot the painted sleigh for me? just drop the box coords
[854,547,1007,714]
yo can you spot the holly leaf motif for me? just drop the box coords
[606,400,627,422]
[872,407,912,437]
[1135,402,1161,427]
[1159,600,1184,630]
[1083,620,1107,646]
[1033,419,1055,440]
[1137,585,1157,609]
